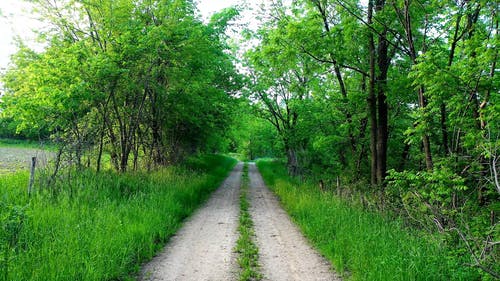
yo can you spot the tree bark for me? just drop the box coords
[367,0,378,186]
[375,0,390,185]
[97,124,104,172]
[286,146,299,176]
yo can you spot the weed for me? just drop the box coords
[235,163,262,281]
[0,203,27,281]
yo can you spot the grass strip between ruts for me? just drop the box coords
[235,162,262,281]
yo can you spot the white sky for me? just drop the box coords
[0,0,40,70]
[0,0,264,71]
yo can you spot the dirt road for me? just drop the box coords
[139,162,339,281]
[248,163,340,281]
[139,163,242,281]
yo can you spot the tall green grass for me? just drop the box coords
[256,160,479,281]
[0,154,236,281]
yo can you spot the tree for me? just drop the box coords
[1,0,242,172]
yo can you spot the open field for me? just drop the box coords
[0,147,53,174]
[0,139,55,174]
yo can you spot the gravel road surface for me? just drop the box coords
[139,163,242,281]
[139,162,340,281]
[248,162,340,281]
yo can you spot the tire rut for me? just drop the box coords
[139,163,242,281]
[247,162,340,281]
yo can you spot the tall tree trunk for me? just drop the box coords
[284,139,299,176]
[151,119,165,165]
[376,72,388,184]
[400,142,411,170]
[97,124,104,172]
[367,0,378,185]
[148,89,168,166]
[356,117,368,176]
[375,0,390,185]
[120,140,130,173]
[287,148,299,176]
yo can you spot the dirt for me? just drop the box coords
[0,147,51,174]
[138,162,242,281]
[138,162,340,281]
[248,162,340,281]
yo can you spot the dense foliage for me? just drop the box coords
[245,0,498,278]
[1,0,242,172]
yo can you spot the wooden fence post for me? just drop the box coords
[336,176,341,197]
[28,156,36,196]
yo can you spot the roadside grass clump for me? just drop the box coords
[0,154,236,281]
[256,159,480,281]
[235,163,262,281]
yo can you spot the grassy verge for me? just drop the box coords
[256,159,479,281]
[0,154,236,281]
[235,163,261,281]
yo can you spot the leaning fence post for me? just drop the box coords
[28,156,36,196]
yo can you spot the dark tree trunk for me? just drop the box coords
[356,117,368,176]
[120,141,130,173]
[97,125,104,172]
[149,88,168,166]
[402,0,433,171]
[375,0,390,185]
[284,138,299,176]
[151,121,166,165]
[400,142,411,170]
[287,147,299,176]
[376,79,388,184]
[367,0,378,186]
